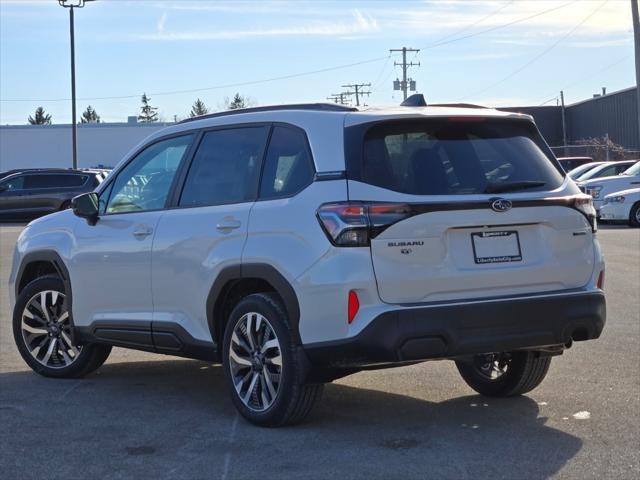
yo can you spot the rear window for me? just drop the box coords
[347,119,564,195]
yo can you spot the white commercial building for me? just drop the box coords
[0,120,174,171]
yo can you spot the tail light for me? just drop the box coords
[317,202,413,247]
[597,270,605,290]
[572,194,597,233]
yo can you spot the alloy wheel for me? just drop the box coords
[228,312,282,412]
[21,290,81,368]
[473,352,511,381]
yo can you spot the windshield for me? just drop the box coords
[623,161,640,176]
[568,163,601,179]
[349,119,564,195]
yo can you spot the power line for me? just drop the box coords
[1,0,579,104]
[432,0,515,45]
[536,54,632,106]
[461,0,608,101]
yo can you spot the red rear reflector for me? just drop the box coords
[348,290,360,324]
[597,270,605,290]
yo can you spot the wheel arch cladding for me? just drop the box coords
[16,250,71,298]
[207,263,301,347]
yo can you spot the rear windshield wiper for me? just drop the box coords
[484,181,546,194]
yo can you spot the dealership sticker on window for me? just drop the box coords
[471,231,522,264]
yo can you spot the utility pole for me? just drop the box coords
[341,83,371,107]
[560,90,567,156]
[632,0,640,148]
[58,0,94,170]
[327,93,350,106]
[390,47,420,100]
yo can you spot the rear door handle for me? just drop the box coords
[216,217,242,233]
[132,225,153,239]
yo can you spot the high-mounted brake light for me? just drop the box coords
[348,290,360,324]
[317,202,413,247]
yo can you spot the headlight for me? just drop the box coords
[605,195,625,204]
[586,186,603,199]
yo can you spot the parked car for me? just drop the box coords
[9,101,605,427]
[575,160,637,182]
[0,169,103,220]
[581,161,640,214]
[557,156,594,171]
[599,187,640,227]
[567,161,606,180]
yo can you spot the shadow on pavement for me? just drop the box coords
[0,359,582,480]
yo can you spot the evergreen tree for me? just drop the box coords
[138,93,159,123]
[189,98,209,118]
[28,106,52,125]
[80,105,101,123]
[227,93,247,110]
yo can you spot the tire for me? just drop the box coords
[455,351,551,397]
[13,275,111,379]
[222,293,323,427]
[629,202,640,227]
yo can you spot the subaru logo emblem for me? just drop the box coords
[491,198,512,212]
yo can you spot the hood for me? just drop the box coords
[603,187,640,198]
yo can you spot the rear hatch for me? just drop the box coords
[342,115,596,304]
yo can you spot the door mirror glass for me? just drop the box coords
[71,192,99,225]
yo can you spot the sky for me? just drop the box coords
[0,0,635,125]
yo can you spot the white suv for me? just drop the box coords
[9,100,606,427]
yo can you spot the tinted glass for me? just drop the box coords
[355,120,564,195]
[180,127,268,207]
[24,174,88,189]
[259,126,314,199]
[0,175,24,191]
[106,134,193,213]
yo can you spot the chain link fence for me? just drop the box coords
[551,144,640,162]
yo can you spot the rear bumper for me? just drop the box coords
[303,290,605,369]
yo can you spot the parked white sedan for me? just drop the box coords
[599,187,640,227]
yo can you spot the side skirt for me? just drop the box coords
[74,320,218,362]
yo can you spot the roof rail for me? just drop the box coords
[179,103,357,124]
[430,103,489,109]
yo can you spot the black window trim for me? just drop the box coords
[98,131,199,217]
[256,123,316,202]
[344,117,565,188]
[173,122,272,209]
[94,121,316,215]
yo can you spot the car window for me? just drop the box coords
[351,120,563,195]
[614,163,632,174]
[259,126,314,199]
[23,174,88,189]
[0,175,24,191]
[106,134,194,214]
[179,126,269,207]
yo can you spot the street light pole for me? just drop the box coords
[58,0,93,170]
[69,5,77,169]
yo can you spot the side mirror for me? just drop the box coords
[71,192,99,225]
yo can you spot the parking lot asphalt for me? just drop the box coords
[0,224,638,480]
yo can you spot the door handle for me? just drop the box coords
[216,217,241,233]
[132,225,153,239]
